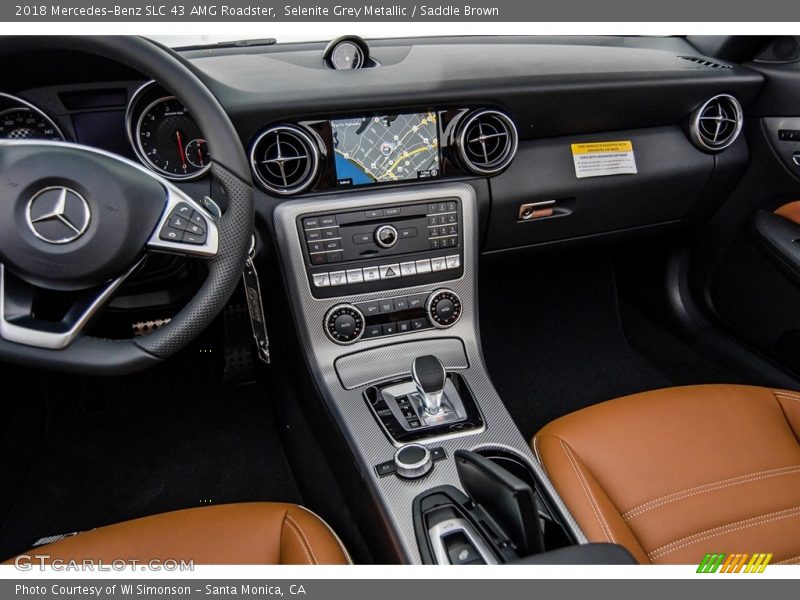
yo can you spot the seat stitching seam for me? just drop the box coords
[648,506,800,560]
[775,554,800,565]
[773,391,800,401]
[286,514,319,565]
[532,437,548,477]
[296,506,353,565]
[623,465,800,520]
[283,516,315,565]
[560,439,614,543]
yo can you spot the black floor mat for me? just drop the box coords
[0,351,301,561]
[480,252,676,440]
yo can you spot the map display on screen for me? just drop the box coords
[331,112,440,186]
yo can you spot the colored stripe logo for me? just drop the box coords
[697,553,772,573]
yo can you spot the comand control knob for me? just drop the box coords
[324,304,365,344]
[394,443,433,479]
[375,224,399,249]
[426,289,462,328]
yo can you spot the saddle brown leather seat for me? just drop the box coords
[3,502,351,565]
[533,384,800,564]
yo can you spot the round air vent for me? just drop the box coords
[689,94,744,152]
[456,109,519,175]
[249,125,321,195]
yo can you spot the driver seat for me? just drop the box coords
[3,503,351,565]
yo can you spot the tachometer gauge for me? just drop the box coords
[0,107,64,141]
[134,96,211,180]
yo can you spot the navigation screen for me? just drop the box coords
[331,112,440,186]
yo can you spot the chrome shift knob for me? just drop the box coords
[412,355,446,414]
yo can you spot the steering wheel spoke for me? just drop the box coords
[146,183,219,258]
[0,261,141,350]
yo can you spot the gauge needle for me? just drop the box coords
[197,143,205,166]
[175,131,187,170]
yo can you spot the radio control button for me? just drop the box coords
[380,264,401,279]
[363,266,380,281]
[353,233,372,244]
[431,257,447,272]
[308,241,324,253]
[303,217,320,229]
[446,255,461,269]
[320,215,337,227]
[399,227,417,239]
[375,225,399,249]
[416,259,432,274]
[383,207,401,216]
[306,230,322,242]
[312,273,330,288]
[365,209,382,219]
[322,228,339,239]
[346,269,364,284]
[328,252,343,263]
[329,271,347,286]
[311,254,327,265]
[400,262,417,276]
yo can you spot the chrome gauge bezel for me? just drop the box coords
[125,82,211,181]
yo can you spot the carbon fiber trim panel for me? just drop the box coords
[273,182,586,563]
[336,338,469,390]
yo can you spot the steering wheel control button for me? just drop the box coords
[427,289,463,328]
[160,202,210,244]
[160,226,184,242]
[168,214,189,230]
[394,444,433,479]
[375,224,399,248]
[324,304,365,344]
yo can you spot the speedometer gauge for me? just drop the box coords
[134,96,211,180]
[0,92,65,141]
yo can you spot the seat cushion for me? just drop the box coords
[533,384,800,565]
[3,502,351,565]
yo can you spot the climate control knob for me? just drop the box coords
[324,304,365,344]
[426,289,462,328]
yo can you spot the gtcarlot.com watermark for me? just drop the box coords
[13,554,194,572]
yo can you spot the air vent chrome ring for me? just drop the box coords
[456,109,519,176]
[249,124,321,195]
[689,94,744,153]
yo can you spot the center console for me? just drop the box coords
[273,182,585,563]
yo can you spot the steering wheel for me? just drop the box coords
[0,36,254,374]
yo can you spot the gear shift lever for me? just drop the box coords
[412,355,446,414]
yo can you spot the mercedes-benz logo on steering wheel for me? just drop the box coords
[26,186,91,244]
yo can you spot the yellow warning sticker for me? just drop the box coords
[571,141,637,178]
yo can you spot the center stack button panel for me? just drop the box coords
[299,198,464,299]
